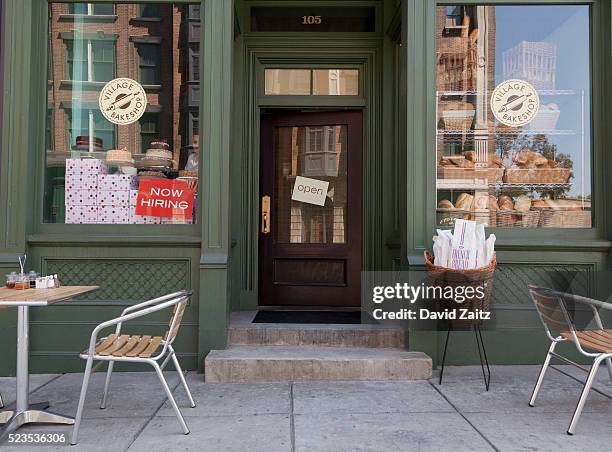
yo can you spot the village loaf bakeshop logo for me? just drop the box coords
[99,78,147,125]
[490,79,540,127]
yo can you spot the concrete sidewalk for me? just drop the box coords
[0,365,611,451]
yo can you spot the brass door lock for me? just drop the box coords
[261,195,271,234]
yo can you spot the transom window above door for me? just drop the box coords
[264,69,359,96]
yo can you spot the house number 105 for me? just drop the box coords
[302,15,322,25]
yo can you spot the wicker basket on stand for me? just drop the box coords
[424,251,496,325]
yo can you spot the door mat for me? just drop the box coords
[252,310,376,324]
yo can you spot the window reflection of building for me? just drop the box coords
[46,3,200,167]
[503,41,557,90]
[276,126,346,245]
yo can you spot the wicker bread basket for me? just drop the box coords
[424,251,496,325]
[496,210,540,228]
[437,166,504,182]
[537,209,591,228]
[503,168,571,184]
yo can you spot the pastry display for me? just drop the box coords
[488,195,498,212]
[514,195,532,212]
[72,136,104,151]
[106,148,134,164]
[139,170,167,178]
[76,136,102,147]
[497,195,514,211]
[145,148,173,161]
[150,139,170,150]
[139,139,175,168]
[437,199,454,209]
[455,193,474,210]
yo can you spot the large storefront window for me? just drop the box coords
[435,5,591,228]
[44,2,201,224]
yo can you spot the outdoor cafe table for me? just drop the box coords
[0,286,98,440]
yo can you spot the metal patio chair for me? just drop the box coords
[528,285,612,435]
[71,290,196,445]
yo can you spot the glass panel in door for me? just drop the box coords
[274,125,347,244]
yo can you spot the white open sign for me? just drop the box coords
[291,176,329,206]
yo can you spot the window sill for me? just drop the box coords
[130,17,162,23]
[28,232,201,247]
[143,84,162,92]
[60,80,108,90]
[58,14,118,23]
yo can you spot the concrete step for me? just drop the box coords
[204,346,432,383]
[228,311,405,348]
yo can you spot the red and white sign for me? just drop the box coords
[135,178,195,219]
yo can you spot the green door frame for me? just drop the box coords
[230,0,402,310]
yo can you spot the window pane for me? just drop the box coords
[312,69,359,95]
[140,4,161,18]
[137,45,161,85]
[66,41,88,81]
[45,3,201,225]
[68,3,88,15]
[275,125,347,244]
[265,69,311,95]
[139,113,160,152]
[93,4,114,15]
[435,5,591,229]
[92,41,115,81]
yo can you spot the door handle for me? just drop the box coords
[261,195,271,234]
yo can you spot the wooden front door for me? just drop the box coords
[259,111,362,307]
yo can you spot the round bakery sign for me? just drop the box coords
[99,78,147,125]
[490,79,540,127]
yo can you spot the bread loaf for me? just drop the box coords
[463,151,475,162]
[515,195,532,212]
[455,193,474,210]
[497,195,514,211]
[488,195,498,212]
[488,154,502,168]
[437,199,454,209]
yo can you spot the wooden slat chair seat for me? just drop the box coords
[561,330,612,354]
[82,334,164,358]
[71,291,195,446]
[528,285,612,436]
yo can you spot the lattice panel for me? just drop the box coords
[44,259,190,301]
[492,263,593,305]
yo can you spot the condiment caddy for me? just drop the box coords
[4,273,61,290]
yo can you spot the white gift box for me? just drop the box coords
[130,211,162,224]
[65,158,108,176]
[97,190,130,207]
[65,190,97,207]
[66,175,98,191]
[66,206,97,224]
[97,175,138,191]
[81,158,108,175]
[97,206,130,224]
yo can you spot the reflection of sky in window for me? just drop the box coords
[494,5,590,198]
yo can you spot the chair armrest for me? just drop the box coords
[86,294,190,356]
[558,291,612,312]
[121,290,191,315]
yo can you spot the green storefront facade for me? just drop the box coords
[0,0,611,376]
